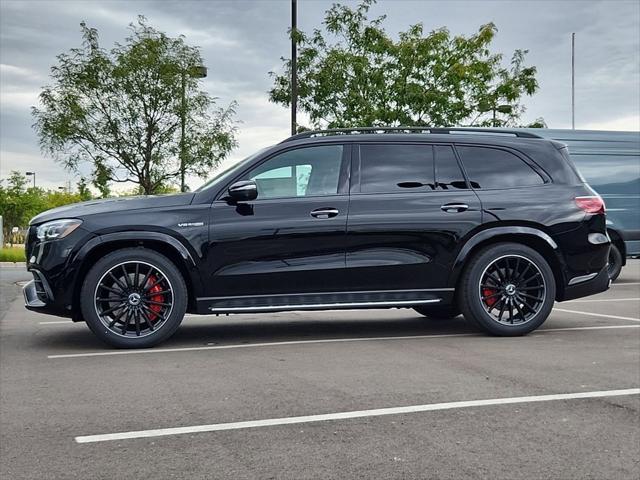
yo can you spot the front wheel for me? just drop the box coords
[80,248,187,348]
[458,243,556,336]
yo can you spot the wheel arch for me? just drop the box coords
[449,227,566,301]
[70,232,201,321]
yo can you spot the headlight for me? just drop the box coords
[36,219,82,241]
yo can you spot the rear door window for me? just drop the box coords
[456,146,544,189]
[359,144,434,193]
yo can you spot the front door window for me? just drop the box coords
[244,145,344,199]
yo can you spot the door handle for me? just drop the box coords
[310,208,339,219]
[441,203,469,213]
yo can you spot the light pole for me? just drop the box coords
[291,0,298,136]
[25,171,36,189]
[571,32,575,130]
[180,65,208,193]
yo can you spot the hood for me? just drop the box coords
[30,193,196,225]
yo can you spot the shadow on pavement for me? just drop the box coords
[37,313,478,353]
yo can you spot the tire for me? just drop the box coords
[607,244,623,282]
[80,248,187,348]
[458,242,556,336]
[414,305,460,320]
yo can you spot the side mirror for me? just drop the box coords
[228,180,258,202]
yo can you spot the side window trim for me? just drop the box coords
[434,143,470,190]
[452,143,550,190]
[215,143,350,202]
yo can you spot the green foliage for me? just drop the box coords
[33,17,237,195]
[0,171,87,242]
[77,177,93,201]
[270,0,539,128]
[0,246,25,262]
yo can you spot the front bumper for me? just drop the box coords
[559,265,610,302]
[23,280,71,318]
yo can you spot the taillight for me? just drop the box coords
[575,195,605,214]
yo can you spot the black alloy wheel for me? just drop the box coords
[458,243,556,336]
[479,254,546,325]
[94,261,174,338]
[80,248,187,348]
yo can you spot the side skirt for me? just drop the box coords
[193,289,454,315]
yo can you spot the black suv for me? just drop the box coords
[24,127,611,348]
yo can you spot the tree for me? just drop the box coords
[0,172,47,243]
[76,177,93,201]
[0,171,88,243]
[33,17,238,195]
[270,0,539,129]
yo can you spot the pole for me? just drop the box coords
[32,173,36,189]
[571,32,575,130]
[180,70,187,192]
[291,0,298,136]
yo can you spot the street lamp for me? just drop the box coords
[291,0,298,136]
[180,65,208,193]
[25,171,36,189]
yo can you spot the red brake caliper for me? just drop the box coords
[482,287,498,308]
[146,275,164,322]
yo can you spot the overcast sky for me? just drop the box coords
[1,0,639,191]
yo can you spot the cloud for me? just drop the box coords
[1,0,638,191]
[583,115,640,132]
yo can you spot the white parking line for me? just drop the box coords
[74,387,640,443]
[566,298,640,303]
[48,332,478,359]
[553,308,640,322]
[47,324,640,360]
[39,320,74,325]
[539,325,640,332]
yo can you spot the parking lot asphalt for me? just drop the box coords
[1,262,639,479]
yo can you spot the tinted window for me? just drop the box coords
[360,144,434,193]
[457,146,544,189]
[244,145,343,199]
[570,154,640,194]
[435,145,467,190]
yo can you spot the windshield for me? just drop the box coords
[195,147,270,192]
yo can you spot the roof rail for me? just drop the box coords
[281,126,543,143]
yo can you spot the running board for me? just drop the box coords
[208,298,441,313]
[196,289,446,314]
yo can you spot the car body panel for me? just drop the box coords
[24,129,611,321]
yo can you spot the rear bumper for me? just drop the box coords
[558,265,610,302]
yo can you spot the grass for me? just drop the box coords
[0,246,26,263]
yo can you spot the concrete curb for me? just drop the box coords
[0,262,26,268]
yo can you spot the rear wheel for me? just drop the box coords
[458,243,556,336]
[413,305,460,320]
[607,243,623,282]
[80,248,187,348]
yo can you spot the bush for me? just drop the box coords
[0,246,26,263]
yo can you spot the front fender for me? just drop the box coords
[74,231,197,267]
